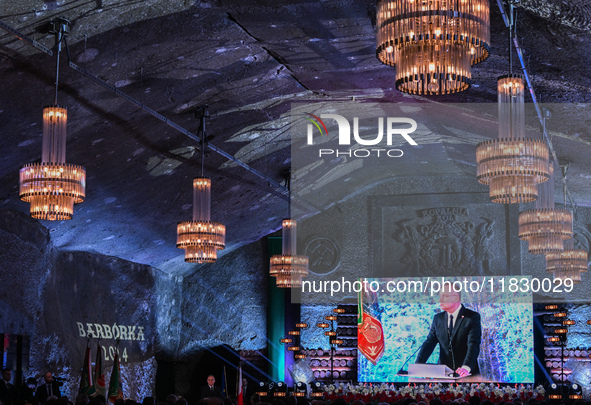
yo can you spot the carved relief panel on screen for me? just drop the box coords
[394,208,495,276]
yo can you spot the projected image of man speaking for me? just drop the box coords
[415,283,482,377]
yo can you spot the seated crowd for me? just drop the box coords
[0,370,582,405]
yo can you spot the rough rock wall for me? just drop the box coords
[179,239,268,357]
[0,209,181,400]
[0,208,268,399]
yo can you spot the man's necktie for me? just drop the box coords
[47,384,53,397]
[448,314,454,336]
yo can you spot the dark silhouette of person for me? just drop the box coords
[415,284,481,377]
[0,369,16,405]
[35,372,62,404]
[200,375,222,399]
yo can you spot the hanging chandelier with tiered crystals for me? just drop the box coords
[518,165,573,254]
[177,109,225,263]
[376,0,490,95]
[546,238,588,283]
[19,18,86,220]
[476,75,550,203]
[270,219,309,288]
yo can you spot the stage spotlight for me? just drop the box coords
[547,383,562,400]
[563,320,576,326]
[273,381,287,397]
[569,383,583,400]
[256,382,270,397]
[310,380,324,397]
[294,381,307,397]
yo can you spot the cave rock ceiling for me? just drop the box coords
[1,0,591,274]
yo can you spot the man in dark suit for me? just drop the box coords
[415,284,481,377]
[35,372,62,404]
[200,374,223,399]
[0,368,16,405]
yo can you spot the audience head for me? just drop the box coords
[75,394,89,405]
[165,396,177,405]
[89,396,105,405]
[142,398,156,405]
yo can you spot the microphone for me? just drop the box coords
[447,324,459,378]
[397,344,422,375]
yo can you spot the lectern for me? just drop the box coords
[404,364,460,379]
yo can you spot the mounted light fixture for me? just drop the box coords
[177,108,225,263]
[546,238,588,283]
[376,0,489,95]
[545,163,588,283]
[477,75,550,203]
[20,18,86,220]
[269,219,309,287]
[519,165,573,254]
[563,320,576,326]
[270,172,309,287]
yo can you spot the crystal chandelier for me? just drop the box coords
[177,109,225,263]
[376,0,490,95]
[19,19,86,220]
[518,166,573,254]
[476,75,550,203]
[270,219,309,288]
[546,239,588,283]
